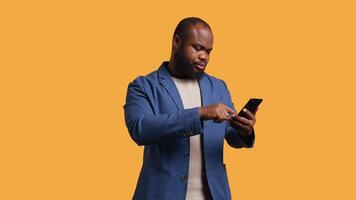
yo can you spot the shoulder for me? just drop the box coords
[126,69,160,96]
[128,62,161,85]
[130,70,159,85]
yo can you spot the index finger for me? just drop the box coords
[225,106,236,115]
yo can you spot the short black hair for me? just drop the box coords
[173,17,212,41]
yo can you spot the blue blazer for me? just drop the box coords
[124,62,255,200]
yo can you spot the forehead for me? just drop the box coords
[185,24,213,48]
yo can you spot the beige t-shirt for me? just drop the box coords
[172,77,210,200]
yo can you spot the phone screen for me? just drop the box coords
[238,98,263,118]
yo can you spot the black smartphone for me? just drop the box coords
[237,98,263,118]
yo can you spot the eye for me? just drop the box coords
[194,45,203,51]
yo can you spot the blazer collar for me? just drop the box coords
[157,61,212,109]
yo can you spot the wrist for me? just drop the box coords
[199,107,206,120]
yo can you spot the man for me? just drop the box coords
[124,17,259,200]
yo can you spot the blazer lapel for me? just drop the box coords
[198,73,213,130]
[157,62,212,110]
[157,62,184,110]
[198,73,212,107]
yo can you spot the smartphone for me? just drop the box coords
[237,98,263,118]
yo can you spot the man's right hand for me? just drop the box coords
[199,103,236,123]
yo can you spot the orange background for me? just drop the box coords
[1,0,355,199]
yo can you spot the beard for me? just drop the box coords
[173,49,204,79]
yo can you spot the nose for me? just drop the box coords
[199,51,208,61]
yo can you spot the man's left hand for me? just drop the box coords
[227,107,259,137]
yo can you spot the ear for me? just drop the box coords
[172,34,181,49]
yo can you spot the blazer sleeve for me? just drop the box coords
[221,80,255,148]
[123,79,203,146]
